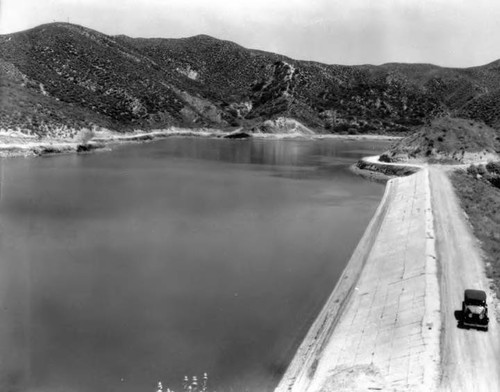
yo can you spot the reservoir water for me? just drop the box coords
[0,137,389,392]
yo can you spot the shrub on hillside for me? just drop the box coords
[330,123,350,134]
[488,174,500,189]
[468,162,500,189]
[76,128,95,144]
[379,153,392,163]
[486,161,500,175]
[467,164,478,176]
[467,164,487,177]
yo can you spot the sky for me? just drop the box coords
[1,0,499,67]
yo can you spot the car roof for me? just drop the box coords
[464,289,487,302]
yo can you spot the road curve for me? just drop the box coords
[429,168,500,392]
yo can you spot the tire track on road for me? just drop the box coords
[429,168,500,392]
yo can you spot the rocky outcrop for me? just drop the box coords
[222,129,252,139]
[251,117,315,135]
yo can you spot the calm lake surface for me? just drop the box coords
[0,137,389,392]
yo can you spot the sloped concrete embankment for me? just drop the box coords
[276,161,440,392]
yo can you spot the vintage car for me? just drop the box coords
[462,289,489,331]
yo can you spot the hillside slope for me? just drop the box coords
[380,117,500,163]
[1,23,500,137]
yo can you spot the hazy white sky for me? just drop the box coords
[1,0,499,67]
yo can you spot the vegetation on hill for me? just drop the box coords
[2,23,500,137]
[0,68,118,137]
[451,164,500,299]
[380,117,500,163]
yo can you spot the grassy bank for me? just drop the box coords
[450,170,500,299]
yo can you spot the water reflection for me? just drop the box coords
[147,137,387,168]
[0,137,389,392]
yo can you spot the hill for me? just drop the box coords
[2,23,500,137]
[380,117,500,163]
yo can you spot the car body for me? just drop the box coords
[462,289,489,330]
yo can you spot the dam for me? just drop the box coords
[275,168,441,392]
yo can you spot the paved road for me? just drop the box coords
[429,168,500,392]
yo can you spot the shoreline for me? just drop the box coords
[0,128,225,158]
[276,157,442,392]
[0,128,401,158]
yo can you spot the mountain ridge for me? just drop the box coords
[1,22,500,137]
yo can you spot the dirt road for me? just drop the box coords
[429,168,500,392]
